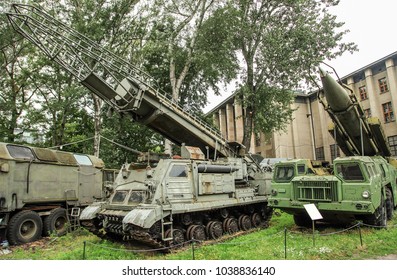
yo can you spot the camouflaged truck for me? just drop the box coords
[0,142,116,245]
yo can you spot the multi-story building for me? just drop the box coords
[207,51,397,162]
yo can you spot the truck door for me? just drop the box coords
[165,163,194,203]
[74,154,102,204]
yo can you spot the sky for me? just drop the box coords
[204,0,397,112]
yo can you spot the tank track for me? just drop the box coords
[83,205,272,252]
[82,203,272,252]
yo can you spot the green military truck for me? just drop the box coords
[269,68,397,227]
[269,157,397,226]
[0,142,115,245]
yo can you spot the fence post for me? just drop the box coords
[284,227,287,260]
[191,240,195,260]
[83,241,86,260]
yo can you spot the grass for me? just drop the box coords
[1,211,397,260]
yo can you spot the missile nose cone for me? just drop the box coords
[319,68,352,112]
[319,67,327,78]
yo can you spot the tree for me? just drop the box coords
[221,0,357,152]
[142,0,239,154]
[0,13,37,143]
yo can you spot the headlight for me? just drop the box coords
[271,189,278,196]
[362,190,370,198]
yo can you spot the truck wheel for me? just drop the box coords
[378,198,387,228]
[43,208,68,236]
[364,195,387,228]
[386,189,394,220]
[7,210,43,245]
[293,213,311,227]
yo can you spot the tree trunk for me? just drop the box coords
[92,95,102,157]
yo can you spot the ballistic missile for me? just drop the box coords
[319,68,390,157]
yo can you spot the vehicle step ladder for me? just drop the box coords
[66,207,81,232]
[161,205,173,241]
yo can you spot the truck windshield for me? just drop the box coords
[128,191,145,204]
[112,190,128,203]
[335,163,364,181]
[274,165,294,182]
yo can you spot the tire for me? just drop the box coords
[7,210,43,245]
[377,199,387,228]
[386,188,394,220]
[43,208,68,236]
[363,194,387,228]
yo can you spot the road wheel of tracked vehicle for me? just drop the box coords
[165,228,185,247]
[251,213,262,228]
[7,210,43,245]
[187,225,206,241]
[223,218,239,234]
[386,188,394,220]
[238,215,252,231]
[293,213,312,228]
[206,221,223,239]
[43,208,67,236]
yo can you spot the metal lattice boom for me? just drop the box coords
[6,3,238,158]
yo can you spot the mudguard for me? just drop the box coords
[123,205,164,229]
[80,201,106,220]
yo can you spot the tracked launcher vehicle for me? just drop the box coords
[269,68,397,227]
[6,4,273,248]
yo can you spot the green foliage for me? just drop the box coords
[99,105,164,169]
[213,0,358,150]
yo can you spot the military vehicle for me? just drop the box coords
[5,4,273,248]
[0,142,115,245]
[268,68,397,227]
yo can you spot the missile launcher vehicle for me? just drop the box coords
[269,68,397,227]
[6,4,273,248]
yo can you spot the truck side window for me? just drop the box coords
[297,164,305,174]
[336,163,364,181]
[7,145,35,160]
[169,165,187,177]
[73,154,93,166]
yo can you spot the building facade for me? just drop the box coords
[208,51,397,162]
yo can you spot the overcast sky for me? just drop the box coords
[204,0,396,112]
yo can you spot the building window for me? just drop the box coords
[379,77,389,93]
[388,135,397,156]
[315,147,325,161]
[359,86,368,100]
[382,102,395,123]
[364,108,372,118]
[330,144,340,161]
